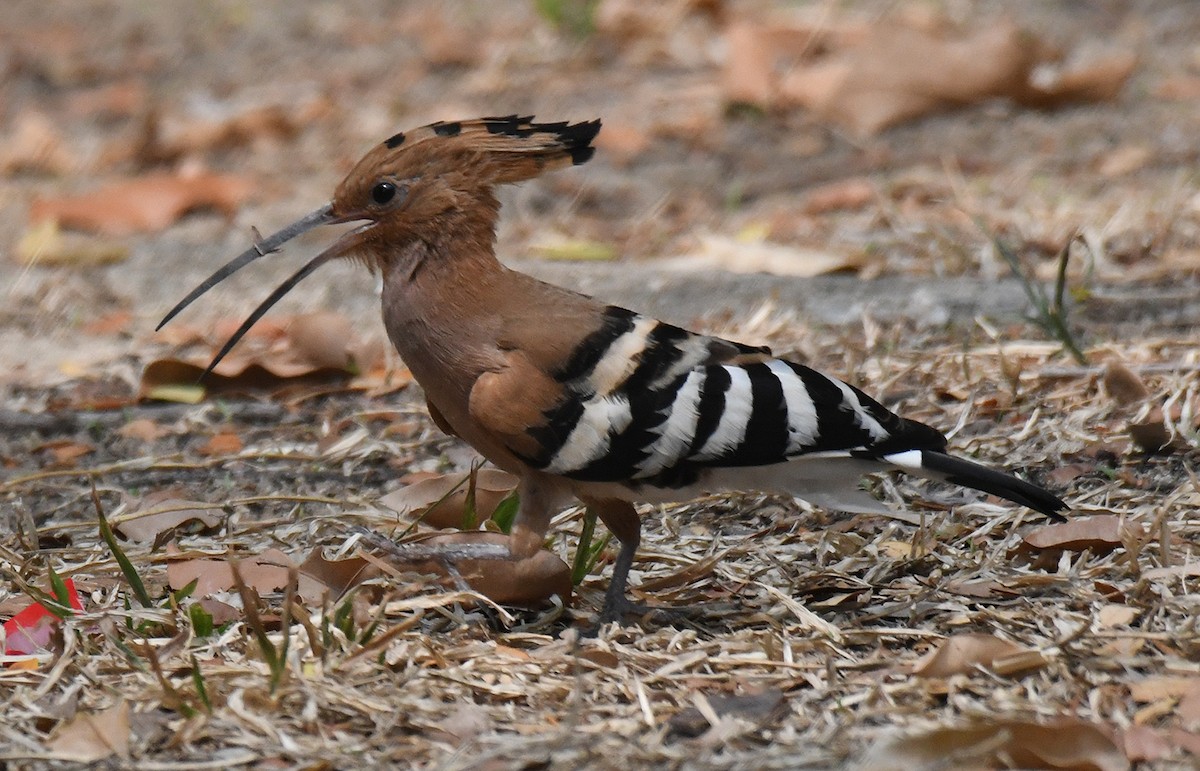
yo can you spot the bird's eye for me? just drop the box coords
[371,181,397,205]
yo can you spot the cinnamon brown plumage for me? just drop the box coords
[160,115,1067,624]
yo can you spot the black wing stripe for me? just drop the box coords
[555,306,637,384]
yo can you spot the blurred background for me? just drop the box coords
[2,0,1196,386]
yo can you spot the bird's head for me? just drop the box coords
[157,115,601,375]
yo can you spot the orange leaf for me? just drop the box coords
[45,701,130,763]
[910,633,1044,678]
[166,547,292,598]
[377,469,519,530]
[375,531,571,606]
[297,549,378,603]
[113,498,224,543]
[116,419,172,442]
[30,171,253,236]
[859,718,1126,771]
[1022,515,1143,555]
[198,432,243,456]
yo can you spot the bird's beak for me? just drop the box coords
[157,202,372,378]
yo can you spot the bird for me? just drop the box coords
[159,115,1067,624]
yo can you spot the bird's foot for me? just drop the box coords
[582,594,704,636]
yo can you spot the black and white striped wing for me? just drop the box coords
[520,306,945,489]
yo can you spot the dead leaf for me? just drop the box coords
[0,109,73,175]
[139,312,375,402]
[377,469,520,530]
[1098,145,1151,178]
[802,178,876,215]
[117,419,172,443]
[428,703,493,747]
[45,701,130,763]
[857,718,1127,771]
[286,312,358,370]
[1179,683,1200,729]
[728,18,1134,137]
[1096,604,1139,629]
[1021,516,1143,556]
[81,310,134,337]
[35,439,95,467]
[137,101,324,164]
[910,633,1045,678]
[30,170,253,236]
[15,219,129,267]
[1129,676,1200,703]
[1102,359,1150,405]
[1142,562,1200,582]
[1121,726,1171,764]
[113,498,224,543]
[666,688,787,738]
[530,236,618,262]
[373,532,571,606]
[196,598,241,627]
[166,547,293,598]
[659,234,862,277]
[297,549,378,603]
[198,432,243,457]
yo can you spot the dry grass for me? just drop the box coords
[1,317,1197,769]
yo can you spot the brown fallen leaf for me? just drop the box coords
[1021,515,1143,556]
[659,234,863,278]
[198,432,243,457]
[0,109,74,175]
[910,633,1045,678]
[1129,676,1200,703]
[30,170,253,236]
[196,598,241,627]
[377,468,519,530]
[1120,726,1172,764]
[1100,358,1193,454]
[728,17,1134,137]
[45,701,130,763]
[81,310,134,337]
[427,703,493,748]
[117,418,172,443]
[286,311,359,370]
[140,311,378,402]
[35,439,95,468]
[667,689,787,738]
[166,547,293,598]
[371,531,571,606]
[802,178,876,215]
[137,101,325,164]
[113,498,224,543]
[1102,359,1150,405]
[857,718,1127,771]
[297,549,378,604]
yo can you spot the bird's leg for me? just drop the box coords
[587,499,657,624]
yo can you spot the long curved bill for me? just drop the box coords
[157,203,336,331]
[156,203,372,379]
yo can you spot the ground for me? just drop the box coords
[1,1,1199,768]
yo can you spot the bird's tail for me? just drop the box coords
[874,448,1068,520]
[702,450,1067,520]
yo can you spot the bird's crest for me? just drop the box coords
[347,115,601,188]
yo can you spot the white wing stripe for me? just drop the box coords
[692,365,754,460]
[637,368,706,477]
[585,317,658,395]
[833,381,889,441]
[767,360,820,452]
[545,396,631,473]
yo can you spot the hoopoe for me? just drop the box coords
[160,116,1067,623]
